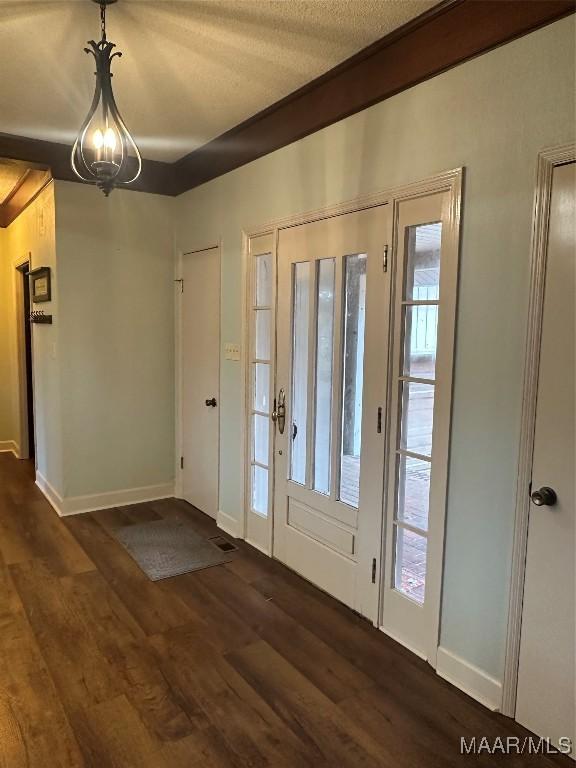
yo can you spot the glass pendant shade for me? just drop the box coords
[71,1,141,196]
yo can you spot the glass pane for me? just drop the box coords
[253,414,269,465]
[400,381,435,457]
[403,305,438,379]
[339,253,367,507]
[255,309,271,360]
[405,222,442,301]
[314,259,336,495]
[394,526,427,604]
[252,465,268,516]
[253,363,270,413]
[290,262,311,485]
[255,253,272,307]
[397,454,431,531]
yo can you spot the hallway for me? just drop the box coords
[0,453,570,768]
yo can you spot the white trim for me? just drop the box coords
[174,248,184,499]
[217,509,242,539]
[502,142,576,717]
[36,472,174,517]
[0,440,19,457]
[11,252,34,462]
[35,471,65,515]
[436,647,502,712]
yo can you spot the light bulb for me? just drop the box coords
[104,128,117,151]
[93,129,104,149]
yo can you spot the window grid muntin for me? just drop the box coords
[392,221,442,603]
[249,251,273,518]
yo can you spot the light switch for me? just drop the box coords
[224,342,240,361]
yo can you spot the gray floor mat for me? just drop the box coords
[113,518,232,581]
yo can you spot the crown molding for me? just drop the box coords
[1,0,573,199]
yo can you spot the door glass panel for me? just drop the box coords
[253,363,270,413]
[255,309,271,360]
[314,259,336,495]
[404,222,442,300]
[400,381,434,457]
[396,454,431,531]
[403,305,438,380]
[255,253,272,306]
[252,465,268,515]
[253,414,269,465]
[340,253,367,507]
[394,526,427,604]
[290,262,311,485]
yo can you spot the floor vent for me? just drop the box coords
[209,535,238,553]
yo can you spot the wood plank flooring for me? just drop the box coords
[0,453,571,767]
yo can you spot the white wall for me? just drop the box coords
[173,17,575,683]
[54,182,175,500]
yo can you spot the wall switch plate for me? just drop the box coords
[224,342,241,361]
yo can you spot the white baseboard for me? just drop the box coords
[436,646,502,711]
[217,509,243,539]
[35,471,65,516]
[0,440,19,457]
[36,472,175,517]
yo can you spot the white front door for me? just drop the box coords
[273,206,391,620]
[180,246,220,519]
[516,162,575,755]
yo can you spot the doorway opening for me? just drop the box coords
[16,261,35,461]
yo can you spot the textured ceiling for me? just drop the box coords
[0,0,436,162]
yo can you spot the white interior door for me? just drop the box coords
[516,162,575,756]
[273,206,391,620]
[180,246,220,518]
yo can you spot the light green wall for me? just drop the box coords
[54,182,175,498]
[173,17,575,681]
[1,184,60,487]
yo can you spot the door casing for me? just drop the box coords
[502,142,576,717]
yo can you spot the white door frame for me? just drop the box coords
[241,167,462,632]
[11,251,35,461]
[502,143,575,717]
[174,243,221,502]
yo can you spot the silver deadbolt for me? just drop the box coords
[272,388,286,434]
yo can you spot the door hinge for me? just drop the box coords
[174,278,184,293]
[377,406,382,434]
[180,456,184,469]
[382,245,388,273]
[371,558,377,584]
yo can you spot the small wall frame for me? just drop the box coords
[29,266,51,303]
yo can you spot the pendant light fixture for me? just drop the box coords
[71,0,141,196]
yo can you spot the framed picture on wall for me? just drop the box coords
[30,266,51,303]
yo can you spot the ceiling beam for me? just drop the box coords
[0,133,178,197]
[1,0,573,199]
[0,166,53,228]
[172,0,575,194]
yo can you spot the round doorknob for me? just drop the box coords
[205,397,217,408]
[530,486,557,507]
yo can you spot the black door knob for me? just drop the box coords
[205,397,217,408]
[530,486,557,507]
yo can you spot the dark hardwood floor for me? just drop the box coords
[0,452,571,767]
